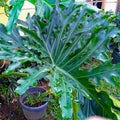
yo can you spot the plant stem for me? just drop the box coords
[0,72,28,79]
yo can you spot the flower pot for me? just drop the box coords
[0,60,10,74]
[19,87,49,120]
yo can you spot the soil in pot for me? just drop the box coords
[23,92,49,107]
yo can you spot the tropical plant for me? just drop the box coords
[0,1,120,119]
[6,0,72,33]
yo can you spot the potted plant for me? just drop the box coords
[19,87,49,120]
[0,1,120,119]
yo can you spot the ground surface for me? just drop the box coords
[0,102,54,120]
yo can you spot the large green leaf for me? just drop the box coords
[74,62,120,85]
[0,1,120,119]
[16,66,49,95]
[35,0,53,19]
[78,90,118,119]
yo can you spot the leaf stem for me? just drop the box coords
[0,72,28,79]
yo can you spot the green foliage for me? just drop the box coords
[95,79,120,119]
[0,0,8,6]
[48,95,71,120]
[7,0,72,33]
[0,76,18,104]
[7,0,25,33]
[0,1,120,119]
[97,79,120,101]
[0,0,10,16]
[108,13,120,64]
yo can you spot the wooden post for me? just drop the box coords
[116,0,120,13]
[102,0,105,9]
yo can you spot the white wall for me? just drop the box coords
[104,0,117,13]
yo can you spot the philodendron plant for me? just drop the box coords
[0,1,120,119]
[6,0,73,32]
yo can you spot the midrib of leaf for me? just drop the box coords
[56,66,109,111]
[43,36,55,65]
[19,26,54,65]
[56,66,89,95]
[35,31,54,66]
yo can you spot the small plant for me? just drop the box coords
[24,90,50,107]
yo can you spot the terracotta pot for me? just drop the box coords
[0,60,10,73]
[19,87,49,120]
